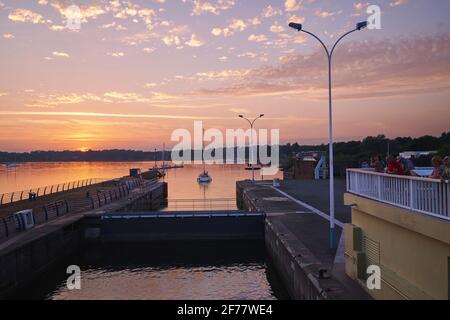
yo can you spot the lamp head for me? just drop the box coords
[288,22,303,32]
[356,21,368,30]
[260,114,265,118]
[239,115,244,118]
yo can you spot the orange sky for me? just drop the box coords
[0,0,449,151]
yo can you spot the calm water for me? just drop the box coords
[0,162,282,199]
[11,243,287,300]
[3,162,285,300]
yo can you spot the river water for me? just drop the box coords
[3,162,285,300]
[0,162,281,199]
[12,242,287,300]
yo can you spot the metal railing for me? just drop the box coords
[347,169,450,221]
[0,178,109,205]
[162,198,237,212]
[0,178,157,244]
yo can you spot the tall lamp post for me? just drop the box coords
[239,114,265,182]
[288,21,368,249]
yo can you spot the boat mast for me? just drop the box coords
[163,143,165,168]
[202,129,206,173]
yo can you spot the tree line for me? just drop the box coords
[1,132,449,164]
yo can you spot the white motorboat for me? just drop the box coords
[198,129,212,184]
[198,170,212,183]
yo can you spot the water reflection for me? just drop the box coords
[10,242,288,300]
[0,163,283,200]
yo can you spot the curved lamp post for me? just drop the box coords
[288,21,368,249]
[239,114,265,182]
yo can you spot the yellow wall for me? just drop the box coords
[344,193,450,300]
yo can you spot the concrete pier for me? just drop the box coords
[0,181,167,298]
[237,180,370,300]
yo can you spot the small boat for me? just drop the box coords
[5,163,18,169]
[198,170,212,183]
[197,129,212,184]
[245,164,261,171]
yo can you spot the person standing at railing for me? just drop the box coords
[370,155,385,173]
[399,156,416,176]
[429,156,445,179]
[442,156,450,180]
[386,155,405,175]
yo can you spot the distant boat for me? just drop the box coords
[198,129,212,184]
[198,170,212,183]
[245,164,261,171]
[5,163,18,168]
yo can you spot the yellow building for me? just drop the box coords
[344,169,450,300]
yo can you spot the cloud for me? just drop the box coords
[104,91,149,102]
[211,28,222,36]
[195,69,251,80]
[229,108,249,114]
[270,22,285,33]
[354,2,368,12]
[162,35,181,46]
[185,33,450,100]
[262,5,282,18]
[188,0,236,16]
[8,8,46,24]
[248,34,268,42]
[284,0,302,12]
[314,8,341,18]
[107,52,125,57]
[0,111,218,121]
[49,25,65,31]
[99,21,127,30]
[185,34,205,47]
[121,32,159,46]
[390,0,408,7]
[52,51,70,58]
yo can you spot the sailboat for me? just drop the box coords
[161,143,172,170]
[150,148,166,178]
[197,129,212,183]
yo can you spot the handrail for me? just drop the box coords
[0,178,110,206]
[347,168,449,183]
[347,169,450,221]
[0,177,158,243]
[162,198,237,212]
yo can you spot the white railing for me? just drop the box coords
[347,169,450,221]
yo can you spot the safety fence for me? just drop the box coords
[161,198,237,212]
[347,168,450,221]
[0,178,156,244]
[0,178,109,206]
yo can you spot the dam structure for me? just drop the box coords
[0,171,370,300]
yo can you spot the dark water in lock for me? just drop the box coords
[10,242,288,300]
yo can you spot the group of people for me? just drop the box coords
[369,155,450,180]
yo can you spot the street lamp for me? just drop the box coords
[289,21,368,249]
[239,114,265,182]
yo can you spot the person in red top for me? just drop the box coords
[386,156,405,175]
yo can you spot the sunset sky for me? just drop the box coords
[0,0,449,152]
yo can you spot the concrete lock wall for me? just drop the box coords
[344,193,450,300]
[236,181,342,300]
[0,221,83,298]
[0,182,169,297]
[100,213,265,243]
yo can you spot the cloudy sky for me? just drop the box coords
[0,0,449,151]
